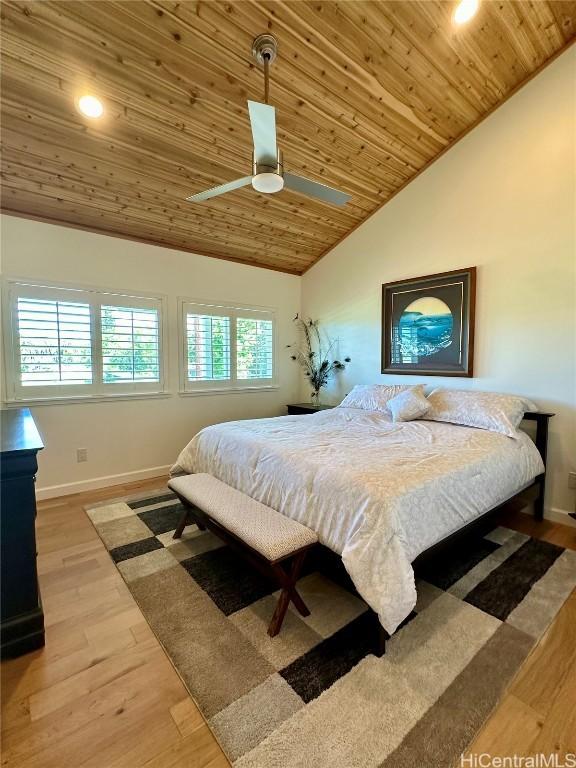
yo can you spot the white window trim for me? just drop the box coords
[2,277,170,404]
[178,297,278,395]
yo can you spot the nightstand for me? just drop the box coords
[286,403,335,415]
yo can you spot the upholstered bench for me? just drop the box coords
[167,473,318,637]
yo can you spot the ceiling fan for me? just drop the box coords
[186,35,351,206]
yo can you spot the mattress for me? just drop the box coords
[171,407,544,633]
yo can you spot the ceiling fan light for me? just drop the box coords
[252,172,284,194]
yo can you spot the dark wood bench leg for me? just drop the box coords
[289,586,310,618]
[172,498,206,540]
[268,550,310,637]
[268,586,292,638]
[173,509,189,540]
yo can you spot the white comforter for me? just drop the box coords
[171,408,544,633]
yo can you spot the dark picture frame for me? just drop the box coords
[381,267,476,377]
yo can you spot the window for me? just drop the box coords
[180,300,276,392]
[4,280,166,401]
[186,313,231,382]
[101,305,160,383]
[17,297,93,386]
[236,317,274,380]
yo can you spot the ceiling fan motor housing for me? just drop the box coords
[252,147,284,193]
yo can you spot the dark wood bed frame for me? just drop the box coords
[366,410,554,655]
[174,411,553,656]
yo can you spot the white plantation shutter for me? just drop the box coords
[5,281,166,401]
[186,313,231,382]
[236,317,273,380]
[181,300,275,392]
[101,305,160,383]
[17,298,92,386]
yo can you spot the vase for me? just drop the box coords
[311,390,322,406]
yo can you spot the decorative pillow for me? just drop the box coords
[387,388,430,422]
[338,384,423,413]
[423,389,538,438]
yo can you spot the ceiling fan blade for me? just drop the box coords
[247,100,277,164]
[186,176,252,202]
[283,172,351,206]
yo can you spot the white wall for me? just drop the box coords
[0,217,301,496]
[302,48,576,520]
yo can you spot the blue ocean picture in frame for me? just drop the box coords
[381,267,476,377]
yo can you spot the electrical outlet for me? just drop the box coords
[76,448,88,463]
[569,472,576,490]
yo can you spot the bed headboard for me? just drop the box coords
[522,411,554,467]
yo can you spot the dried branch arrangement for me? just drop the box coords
[288,315,350,401]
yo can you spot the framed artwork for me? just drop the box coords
[381,267,476,377]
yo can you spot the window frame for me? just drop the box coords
[2,277,169,404]
[178,297,278,395]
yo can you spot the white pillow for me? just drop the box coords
[338,384,423,413]
[388,388,430,422]
[423,389,538,438]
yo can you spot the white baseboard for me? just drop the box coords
[35,465,171,501]
[544,506,576,528]
[521,505,576,528]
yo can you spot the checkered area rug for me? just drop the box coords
[85,488,576,768]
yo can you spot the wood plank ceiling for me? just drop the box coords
[1,1,575,274]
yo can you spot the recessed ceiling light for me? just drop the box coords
[453,0,479,25]
[77,94,104,119]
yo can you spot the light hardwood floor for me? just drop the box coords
[1,478,575,767]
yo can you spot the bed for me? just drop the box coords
[171,406,549,635]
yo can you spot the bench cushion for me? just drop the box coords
[168,474,318,561]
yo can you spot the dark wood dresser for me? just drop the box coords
[1,408,45,658]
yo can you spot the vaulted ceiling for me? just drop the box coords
[1,1,575,274]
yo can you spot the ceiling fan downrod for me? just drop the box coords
[252,34,278,105]
[263,54,270,104]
